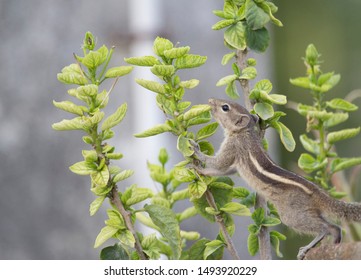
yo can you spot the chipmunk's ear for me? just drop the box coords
[233,113,251,130]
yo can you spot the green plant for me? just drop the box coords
[291,44,361,240]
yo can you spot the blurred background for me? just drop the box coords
[0,0,360,259]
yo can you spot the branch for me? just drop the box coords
[205,190,241,260]
[304,242,361,260]
[111,186,147,260]
[236,49,272,260]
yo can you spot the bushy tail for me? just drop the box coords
[326,197,361,221]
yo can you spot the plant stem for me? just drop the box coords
[205,190,240,260]
[110,186,147,260]
[236,48,272,260]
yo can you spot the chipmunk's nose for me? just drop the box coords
[208,98,216,105]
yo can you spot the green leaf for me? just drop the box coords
[163,46,190,59]
[254,79,272,93]
[89,196,106,216]
[232,187,250,199]
[177,136,194,157]
[324,113,349,128]
[225,80,240,99]
[113,169,134,183]
[171,189,190,202]
[151,65,175,77]
[212,19,236,30]
[125,187,153,206]
[124,56,159,66]
[259,93,287,105]
[135,79,166,94]
[319,74,340,93]
[91,165,110,188]
[69,161,96,175]
[142,234,161,260]
[222,52,236,65]
[134,123,172,138]
[153,37,173,57]
[262,217,281,227]
[173,167,196,183]
[272,121,296,152]
[260,2,283,27]
[57,64,88,85]
[299,134,320,155]
[326,98,358,112]
[245,27,270,53]
[52,117,87,131]
[239,66,257,80]
[331,157,361,173]
[53,100,86,116]
[183,105,211,121]
[187,238,222,260]
[104,66,133,78]
[209,181,233,190]
[180,230,200,241]
[144,204,181,260]
[216,74,238,86]
[224,21,247,50]
[101,103,127,131]
[245,0,270,30]
[100,243,129,260]
[174,54,207,69]
[327,127,360,144]
[251,208,265,225]
[118,230,136,248]
[254,102,274,120]
[82,49,106,69]
[298,153,328,173]
[178,206,197,222]
[105,209,125,229]
[205,207,220,215]
[188,180,207,199]
[76,84,98,99]
[290,77,310,89]
[220,202,251,216]
[179,79,200,89]
[204,240,225,260]
[198,140,215,156]
[247,233,259,256]
[270,231,286,258]
[94,226,119,248]
[196,123,219,141]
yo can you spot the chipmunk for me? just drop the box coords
[192,98,361,259]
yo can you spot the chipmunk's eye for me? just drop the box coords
[221,104,230,112]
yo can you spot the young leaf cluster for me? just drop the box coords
[291,44,361,196]
[213,0,282,53]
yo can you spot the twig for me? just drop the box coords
[205,190,241,260]
[111,186,147,260]
[236,48,272,260]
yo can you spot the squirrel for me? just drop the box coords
[192,98,361,259]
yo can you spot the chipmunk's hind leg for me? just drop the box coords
[297,221,341,260]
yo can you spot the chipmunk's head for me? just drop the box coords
[208,98,258,135]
